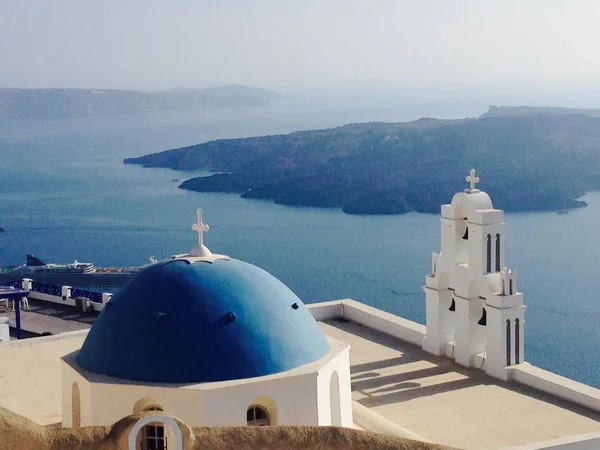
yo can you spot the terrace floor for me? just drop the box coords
[1,298,95,336]
[319,319,600,450]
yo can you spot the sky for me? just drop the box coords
[1,0,600,98]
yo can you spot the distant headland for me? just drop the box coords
[124,106,600,215]
[481,105,600,118]
[0,85,281,118]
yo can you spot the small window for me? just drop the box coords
[247,405,270,426]
[145,406,163,412]
[495,233,501,271]
[486,234,492,273]
[506,319,511,366]
[515,318,520,364]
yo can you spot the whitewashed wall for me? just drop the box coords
[89,382,206,427]
[202,373,317,426]
[61,336,352,429]
[61,361,94,427]
[502,431,600,449]
[316,346,353,426]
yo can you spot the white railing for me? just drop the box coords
[2,278,111,312]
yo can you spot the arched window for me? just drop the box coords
[131,416,181,450]
[142,406,166,450]
[145,406,163,412]
[330,371,342,426]
[486,234,492,273]
[247,405,270,426]
[71,382,81,427]
[133,398,162,414]
[506,319,511,366]
[495,233,501,271]
[515,319,520,364]
[509,279,513,295]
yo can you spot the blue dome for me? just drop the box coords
[76,258,329,383]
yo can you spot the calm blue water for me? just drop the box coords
[0,99,598,388]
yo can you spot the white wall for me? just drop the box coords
[307,301,344,321]
[28,290,106,312]
[342,301,425,347]
[510,364,600,413]
[316,346,353,427]
[89,382,206,427]
[61,337,353,429]
[61,361,93,427]
[502,432,600,449]
[202,373,317,426]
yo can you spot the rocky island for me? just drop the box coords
[0,85,280,118]
[124,108,600,215]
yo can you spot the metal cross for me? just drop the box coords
[192,208,210,247]
[465,168,480,191]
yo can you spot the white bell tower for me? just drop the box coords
[422,170,526,381]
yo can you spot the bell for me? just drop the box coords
[477,308,487,326]
[449,298,456,311]
[462,226,469,240]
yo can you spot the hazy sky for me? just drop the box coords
[1,1,600,93]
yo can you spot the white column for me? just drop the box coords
[0,317,9,342]
[467,223,486,275]
[484,304,525,380]
[484,305,509,380]
[21,278,32,290]
[61,286,72,301]
[423,287,454,356]
[453,295,473,367]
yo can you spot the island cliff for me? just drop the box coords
[125,111,600,215]
[0,85,280,118]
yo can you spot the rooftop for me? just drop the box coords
[0,308,599,449]
[318,319,600,450]
[0,331,86,425]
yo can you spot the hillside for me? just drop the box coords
[481,105,600,118]
[0,85,280,118]
[124,113,600,215]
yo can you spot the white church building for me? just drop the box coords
[62,209,353,431]
[1,169,600,450]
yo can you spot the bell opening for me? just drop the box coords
[477,308,487,326]
[462,226,469,240]
[449,298,456,312]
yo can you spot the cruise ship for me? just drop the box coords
[17,254,96,274]
[0,255,135,288]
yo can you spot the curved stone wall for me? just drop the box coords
[0,407,451,450]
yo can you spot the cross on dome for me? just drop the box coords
[465,168,480,192]
[192,208,210,247]
[177,208,229,262]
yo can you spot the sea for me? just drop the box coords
[0,95,598,388]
